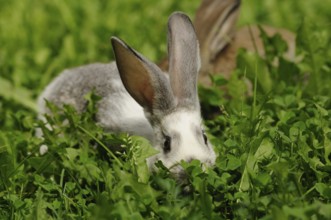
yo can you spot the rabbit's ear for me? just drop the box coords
[111,37,174,112]
[194,0,241,69]
[167,12,200,109]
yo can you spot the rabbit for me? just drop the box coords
[37,12,216,177]
[195,0,296,85]
[159,0,296,86]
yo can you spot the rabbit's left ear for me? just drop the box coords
[111,37,175,112]
[167,12,200,109]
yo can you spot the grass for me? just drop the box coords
[1,0,331,219]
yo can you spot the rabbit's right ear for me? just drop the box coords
[167,12,200,109]
[111,37,174,112]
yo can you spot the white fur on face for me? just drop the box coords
[149,110,216,170]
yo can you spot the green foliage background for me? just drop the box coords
[0,0,331,219]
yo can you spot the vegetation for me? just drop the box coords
[0,0,330,219]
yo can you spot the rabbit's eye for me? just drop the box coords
[163,135,171,153]
[202,130,208,145]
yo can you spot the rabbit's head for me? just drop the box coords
[111,12,216,176]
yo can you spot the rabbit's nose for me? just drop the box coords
[186,157,194,163]
[186,157,213,167]
[170,165,188,181]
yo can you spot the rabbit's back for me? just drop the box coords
[38,62,153,140]
[39,63,121,112]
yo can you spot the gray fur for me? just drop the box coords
[38,12,216,175]
[38,62,154,140]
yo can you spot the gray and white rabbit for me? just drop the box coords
[37,12,216,175]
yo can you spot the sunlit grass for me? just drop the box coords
[0,0,330,219]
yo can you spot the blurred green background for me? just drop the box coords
[1,0,330,98]
[0,0,330,127]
